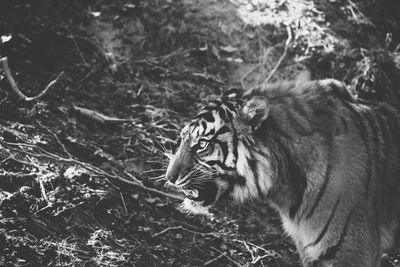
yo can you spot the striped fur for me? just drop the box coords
[165,77,400,266]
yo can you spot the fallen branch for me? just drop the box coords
[73,105,134,124]
[0,57,64,101]
[260,25,292,87]
[38,175,52,206]
[152,226,183,238]
[240,46,274,90]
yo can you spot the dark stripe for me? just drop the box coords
[393,220,400,247]
[220,175,246,200]
[204,127,215,136]
[306,162,331,219]
[377,104,400,151]
[206,160,235,171]
[260,116,293,141]
[202,112,215,122]
[375,111,389,171]
[292,97,311,118]
[191,123,199,134]
[218,108,227,121]
[224,102,235,111]
[189,121,198,129]
[381,63,400,106]
[232,127,238,165]
[306,198,340,248]
[201,121,207,133]
[286,107,313,135]
[214,140,229,163]
[339,100,372,195]
[340,115,348,133]
[231,175,246,185]
[318,209,353,262]
[374,108,393,249]
[289,199,302,219]
[273,138,307,219]
[248,158,263,198]
[212,125,230,137]
[226,110,234,121]
[339,100,367,136]
[363,110,379,194]
[202,106,215,111]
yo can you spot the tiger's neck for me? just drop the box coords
[235,134,307,219]
[234,139,273,202]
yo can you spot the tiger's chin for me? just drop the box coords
[179,198,213,216]
[178,180,226,216]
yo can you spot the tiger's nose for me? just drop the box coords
[166,173,178,184]
[166,166,179,184]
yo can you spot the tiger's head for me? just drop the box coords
[166,89,270,214]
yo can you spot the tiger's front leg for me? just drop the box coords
[291,205,382,267]
[306,220,381,267]
[295,240,314,267]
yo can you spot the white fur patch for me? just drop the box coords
[281,214,321,261]
[180,198,212,216]
[233,142,273,202]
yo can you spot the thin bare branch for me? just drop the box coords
[203,252,227,266]
[73,105,134,124]
[0,57,64,101]
[152,226,183,238]
[260,25,292,87]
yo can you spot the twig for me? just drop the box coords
[123,170,143,186]
[0,57,64,101]
[120,192,128,214]
[234,239,279,264]
[179,226,219,237]
[69,35,89,66]
[152,226,182,238]
[159,48,188,63]
[203,252,227,266]
[73,105,134,124]
[76,68,96,84]
[1,152,18,163]
[240,46,274,90]
[0,90,8,107]
[38,175,52,206]
[36,121,73,159]
[151,224,220,238]
[209,247,243,267]
[260,25,292,87]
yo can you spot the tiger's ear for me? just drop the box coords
[239,96,269,131]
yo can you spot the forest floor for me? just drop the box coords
[1,0,400,266]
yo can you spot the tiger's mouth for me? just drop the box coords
[180,181,219,207]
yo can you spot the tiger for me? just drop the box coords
[165,74,400,267]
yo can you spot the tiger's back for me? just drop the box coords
[260,80,400,266]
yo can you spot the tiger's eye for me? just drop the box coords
[198,140,208,149]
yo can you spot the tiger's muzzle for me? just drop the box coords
[166,140,221,210]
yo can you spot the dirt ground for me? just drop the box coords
[1,0,400,266]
